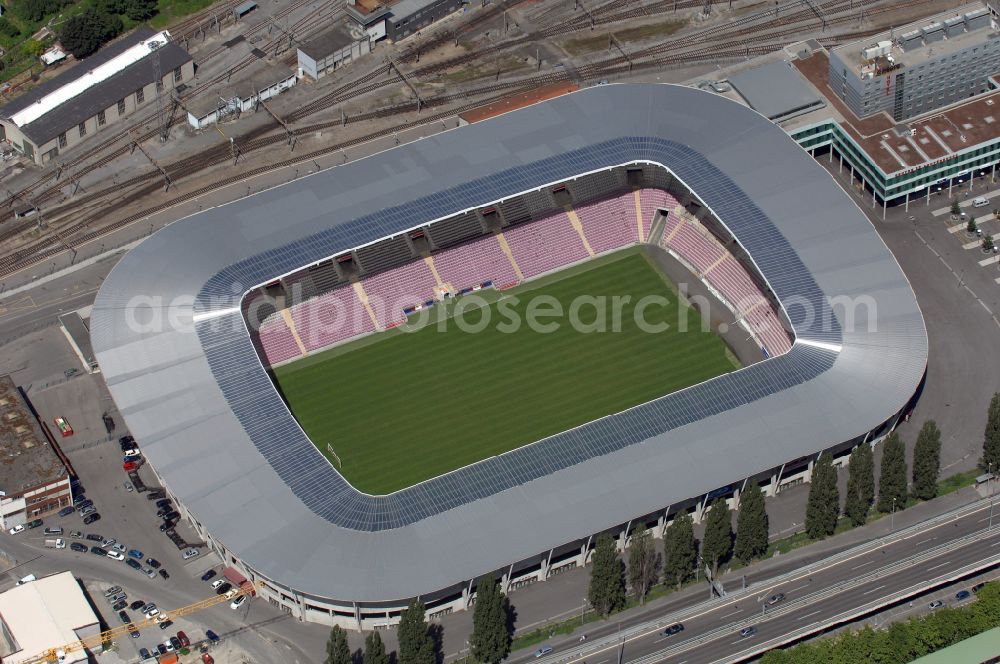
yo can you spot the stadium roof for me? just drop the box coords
[91,83,927,603]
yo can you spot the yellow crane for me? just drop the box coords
[18,580,263,664]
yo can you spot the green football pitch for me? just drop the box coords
[273,248,738,495]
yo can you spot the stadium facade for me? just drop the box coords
[91,83,927,629]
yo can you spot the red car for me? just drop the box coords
[54,417,74,437]
[201,655,214,664]
[123,460,139,471]
[177,631,190,647]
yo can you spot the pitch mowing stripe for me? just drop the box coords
[275,250,736,494]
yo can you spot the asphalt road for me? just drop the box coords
[523,497,1000,664]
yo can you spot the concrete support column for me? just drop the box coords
[905,191,910,212]
[805,458,815,483]
[693,500,705,524]
[353,602,362,632]
[839,150,843,174]
[463,579,474,609]
[541,549,553,580]
[501,563,514,594]
[883,197,887,220]
[618,519,632,551]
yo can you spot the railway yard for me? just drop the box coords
[0,0,965,287]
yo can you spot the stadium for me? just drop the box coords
[91,83,927,629]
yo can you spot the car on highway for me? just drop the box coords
[58,506,75,517]
[929,600,944,609]
[230,595,247,610]
[70,542,87,552]
[83,513,101,525]
[767,593,786,606]
[956,590,972,601]
[146,557,161,568]
[663,623,684,637]
[7,524,24,535]
[205,629,220,643]
[740,626,757,638]
[534,646,553,658]
[201,570,217,582]
[118,610,131,624]
[90,546,107,556]
[128,549,143,559]
[107,551,125,561]
[177,631,190,647]
[159,569,170,580]
[183,548,200,560]
[126,559,142,570]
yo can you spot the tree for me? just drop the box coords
[951,199,962,216]
[805,453,839,539]
[982,393,1000,473]
[470,574,511,664]
[877,432,908,513]
[701,498,732,577]
[102,0,158,20]
[662,512,697,589]
[397,599,434,664]
[844,443,875,527]
[626,524,660,605]
[0,18,20,39]
[588,534,625,617]
[968,217,979,234]
[984,236,996,252]
[912,420,942,500]
[734,482,769,564]
[24,40,45,58]
[59,8,122,60]
[324,625,351,664]
[363,631,389,664]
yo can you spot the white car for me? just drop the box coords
[153,613,169,623]
[230,595,247,610]
[112,543,126,553]
[182,548,200,560]
[211,579,225,589]
[7,525,24,535]
[144,608,160,619]
[224,588,238,599]
[123,449,141,459]
[106,551,125,561]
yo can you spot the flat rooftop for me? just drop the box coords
[298,20,360,60]
[0,375,67,495]
[728,60,825,121]
[831,2,995,77]
[186,57,294,117]
[0,572,97,664]
[794,49,1000,174]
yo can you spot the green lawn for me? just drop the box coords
[274,249,737,495]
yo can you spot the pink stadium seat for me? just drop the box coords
[256,315,300,365]
[433,234,518,291]
[574,193,638,254]
[504,210,589,279]
[291,287,375,352]
[362,261,439,328]
[639,188,677,241]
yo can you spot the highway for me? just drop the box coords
[526,496,1000,664]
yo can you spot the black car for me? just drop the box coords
[974,583,987,594]
[162,511,180,521]
[126,559,142,570]
[90,546,107,555]
[205,629,220,643]
[139,647,151,659]
[128,625,140,639]
[85,533,103,542]
[169,636,182,650]
[76,500,94,510]
[159,520,176,532]
[70,542,88,552]
[159,620,174,630]
[215,582,232,595]
[130,600,145,610]
[201,570,217,582]
[83,513,101,525]
[118,610,131,624]
[156,499,172,509]
[146,491,166,501]
[156,643,168,655]
[113,600,128,611]
[663,623,684,637]
[159,569,170,580]
[73,494,87,506]
[156,507,172,518]
[146,557,161,569]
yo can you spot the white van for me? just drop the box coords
[44,538,65,549]
[973,196,990,207]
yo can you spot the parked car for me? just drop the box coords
[7,525,24,535]
[126,559,142,570]
[201,570,217,582]
[177,630,190,647]
[159,620,174,631]
[128,549,143,559]
[534,646,553,658]
[159,569,170,580]
[107,592,126,603]
[663,623,684,637]
[930,600,944,609]
[43,527,63,536]
[143,567,156,578]
[169,636,182,650]
[146,490,166,501]
[974,583,987,594]
[159,521,176,532]
[123,461,139,471]
[78,506,96,517]
[163,638,175,652]
[70,542,87,552]
[130,600,145,610]
[83,513,101,525]
[127,624,139,639]
[85,533,103,542]
[183,548,200,560]
[58,506,75,517]
[107,551,125,561]
[956,590,972,601]
[73,494,87,506]
[118,610,131,624]
[156,499,172,509]
[156,643,168,655]
[69,530,83,538]
[214,582,232,595]
[90,546,107,556]
[146,557,161,568]
[141,603,157,613]
[25,519,42,529]
[156,507,172,518]
[112,599,127,611]
[103,586,122,598]
[205,629,220,643]
[123,450,141,459]
[740,626,757,638]
[101,537,116,547]
[202,655,215,664]
[112,543,126,553]
[145,609,160,619]
[163,511,181,522]
[139,647,151,659]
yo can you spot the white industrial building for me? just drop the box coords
[0,572,100,664]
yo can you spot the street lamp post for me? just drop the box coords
[990,463,995,530]
[891,496,897,531]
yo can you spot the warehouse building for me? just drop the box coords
[187,60,296,128]
[0,375,72,531]
[0,28,193,165]
[296,21,372,80]
[827,4,997,122]
[0,572,100,664]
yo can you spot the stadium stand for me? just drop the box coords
[257,315,302,365]
[290,287,376,353]
[362,260,439,328]
[503,209,590,278]
[433,233,519,292]
[639,188,677,241]
[573,193,639,254]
